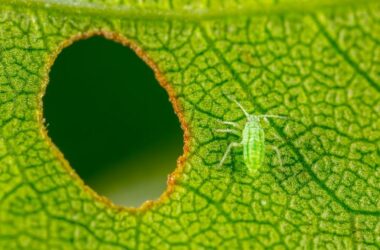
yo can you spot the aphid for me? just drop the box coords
[216,97,285,173]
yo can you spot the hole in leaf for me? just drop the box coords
[43,36,183,207]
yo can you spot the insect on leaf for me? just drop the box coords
[0,0,379,249]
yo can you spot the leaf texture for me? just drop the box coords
[0,0,379,249]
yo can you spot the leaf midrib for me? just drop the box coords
[2,0,377,21]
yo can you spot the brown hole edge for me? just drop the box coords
[37,30,190,213]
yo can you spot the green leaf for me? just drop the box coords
[1,0,379,249]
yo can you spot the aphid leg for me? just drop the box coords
[269,145,283,168]
[218,142,241,168]
[270,131,286,144]
[215,129,241,137]
[257,115,288,120]
[217,120,240,128]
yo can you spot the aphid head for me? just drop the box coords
[248,115,260,123]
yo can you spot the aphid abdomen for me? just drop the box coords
[242,118,265,173]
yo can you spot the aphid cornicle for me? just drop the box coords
[216,97,285,173]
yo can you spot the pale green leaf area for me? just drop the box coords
[0,0,380,249]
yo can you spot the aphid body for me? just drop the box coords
[216,97,284,173]
[241,116,265,172]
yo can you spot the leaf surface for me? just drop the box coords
[0,0,379,249]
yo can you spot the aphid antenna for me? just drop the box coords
[223,93,250,118]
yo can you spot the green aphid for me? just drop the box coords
[216,97,285,173]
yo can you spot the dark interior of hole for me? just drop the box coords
[43,36,183,206]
